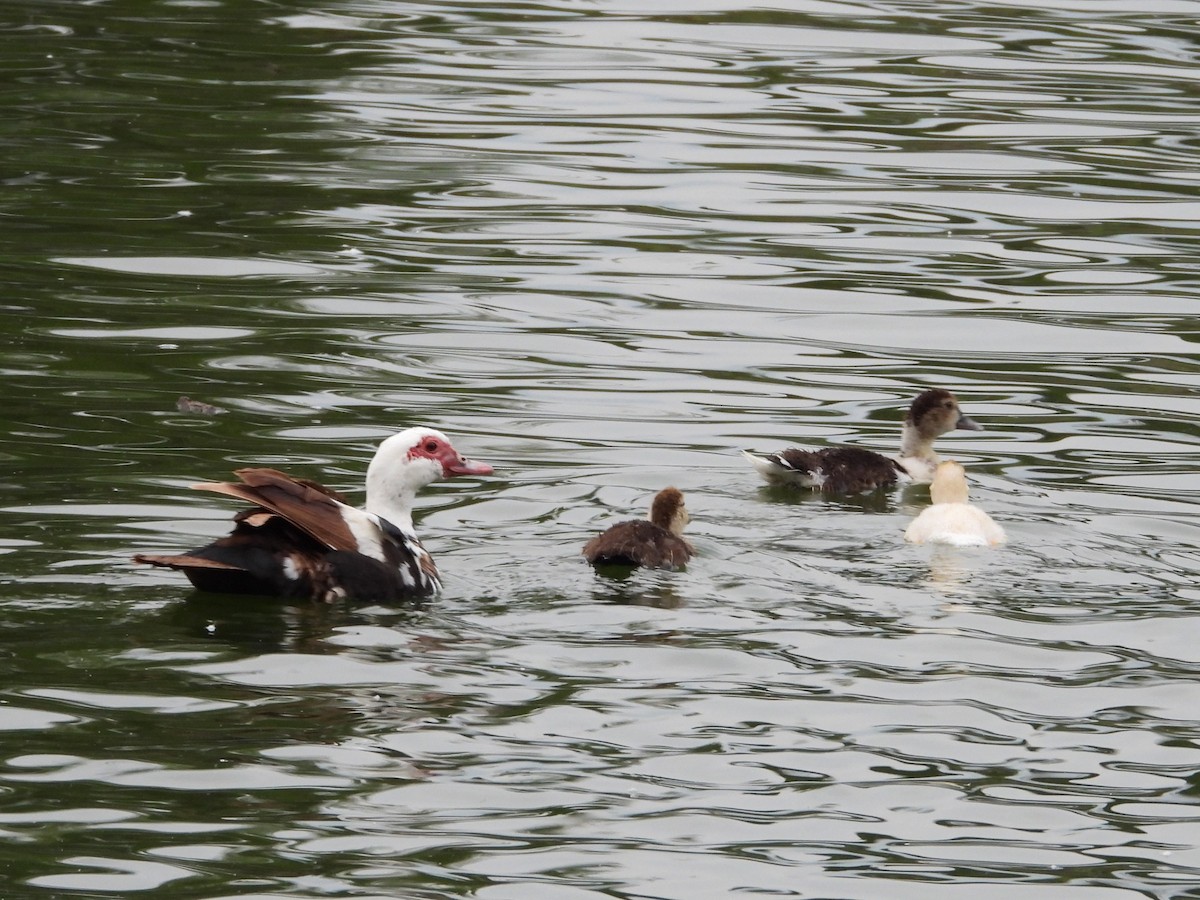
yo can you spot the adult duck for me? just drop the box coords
[743,388,981,494]
[582,487,693,570]
[135,427,493,603]
[905,460,1006,546]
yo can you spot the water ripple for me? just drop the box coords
[3,0,1200,896]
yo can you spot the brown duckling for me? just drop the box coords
[582,487,693,570]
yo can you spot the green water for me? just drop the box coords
[3,1,1199,897]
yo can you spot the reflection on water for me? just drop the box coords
[3,0,1200,897]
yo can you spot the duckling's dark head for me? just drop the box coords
[649,487,688,535]
[908,388,981,436]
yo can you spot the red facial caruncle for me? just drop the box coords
[407,433,494,477]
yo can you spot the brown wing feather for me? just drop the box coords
[133,553,244,570]
[191,467,360,551]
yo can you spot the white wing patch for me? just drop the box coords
[282,557,301,582]
[742,450,819,487]
[341,508,387,562]
[397,562,415,588]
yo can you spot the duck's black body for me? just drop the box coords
[136,467,440,603]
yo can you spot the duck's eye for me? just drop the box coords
[423,439,440,453]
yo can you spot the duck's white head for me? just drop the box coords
[365,427,493,526]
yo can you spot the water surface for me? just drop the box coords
[3,0,1200,897]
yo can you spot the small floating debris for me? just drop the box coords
[176,396,226,416]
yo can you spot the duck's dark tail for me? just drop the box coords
[133,553,274,596]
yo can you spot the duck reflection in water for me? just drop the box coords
[164,589,427,653]
[589,568,687,610]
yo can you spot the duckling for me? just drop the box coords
[582,487,693,570]
[743,388,981,493]
[904,461,1006,547]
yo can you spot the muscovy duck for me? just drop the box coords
[135,427,492,602]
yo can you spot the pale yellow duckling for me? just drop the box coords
[904,461,1006,547]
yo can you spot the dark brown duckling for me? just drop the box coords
[582,487,693,570]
